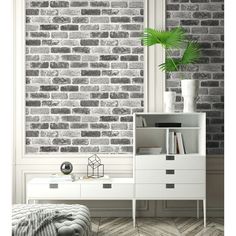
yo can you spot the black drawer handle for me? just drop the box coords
[166,184,175,189]
[49,183,58,189]
[103,184,112,189]
[166,155,175,160]
[166,170,175,175]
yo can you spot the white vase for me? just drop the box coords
[181,80,199,113]
[164,91,176,113]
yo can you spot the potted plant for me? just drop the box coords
[142,27,201,113]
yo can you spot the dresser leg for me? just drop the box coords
[203,199,206,227]
[197,200,199,219]
[132,199,136,227]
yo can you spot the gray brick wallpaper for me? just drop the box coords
[25,0,144,154]
[25,0,224,155]
[166,0,224,155]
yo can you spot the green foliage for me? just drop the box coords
[142,27,185,49]
[159,58,182,72]
[181,41,200,65]
[141,27,201,72]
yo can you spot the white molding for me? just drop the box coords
[16,154,133,165]
[13,0,166,202]
[14,0,166,164]
[15,0,25,162]
[144,0,165,112]
[158,201,223,217]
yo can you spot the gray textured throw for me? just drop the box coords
[12,209,73,236]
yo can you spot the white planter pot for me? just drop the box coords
[181,80,199,113]
[164,91,176,113]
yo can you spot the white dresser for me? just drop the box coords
[133,113,206,227]
[27,177,134,201]
[26,113,206,227]
[27,177,135,223]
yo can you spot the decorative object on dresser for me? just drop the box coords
[71,173,80,182]
[164,91,176,113]
[134,112,206,227]
[181,79,200,113]
[60,162,73,175]
[142,27,201,113]
[87,154,104,178]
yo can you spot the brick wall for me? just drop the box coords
[166,0,224,155]
[25,0,144,153]
[25,0,224,155]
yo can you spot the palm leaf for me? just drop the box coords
[159,58,182,72]
[142,27,185,49]
[181,41,200,64]
[142,28,162,46]
[141,27,201,72]
[164,27,185,49]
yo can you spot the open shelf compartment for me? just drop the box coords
[168,128,200,155]
[135,113,202,128]
[135,128,167,155]
[134,113,205,156]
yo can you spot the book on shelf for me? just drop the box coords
[136,116,143,127]
[174,133,177,154]
[169,131,186,154]
[176,132,185,154]
[142,117,147,127]
[136,116,147,127]
[169,131,175,154]
[155,122,182,127]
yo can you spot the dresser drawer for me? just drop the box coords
[135,155,205,170]
[136,184,205,199]
[81,183,133,199]
[27,182,81,199]
[136,170,205,184]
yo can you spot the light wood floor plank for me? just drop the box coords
[98,217,139,236]
[91,217,100,236]
[138,218,180,236]
[91,217,224,236]
[173,217,224,236]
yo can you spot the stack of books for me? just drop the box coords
[136,116,147,127]
[138,147,162,155]
[169,132,186,154]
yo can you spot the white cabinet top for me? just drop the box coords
[28,177,134,184]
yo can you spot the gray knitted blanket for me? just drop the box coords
[12,209,73,236]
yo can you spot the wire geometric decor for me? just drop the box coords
[87,154,104,178]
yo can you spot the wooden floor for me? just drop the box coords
[91,217,224,236]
